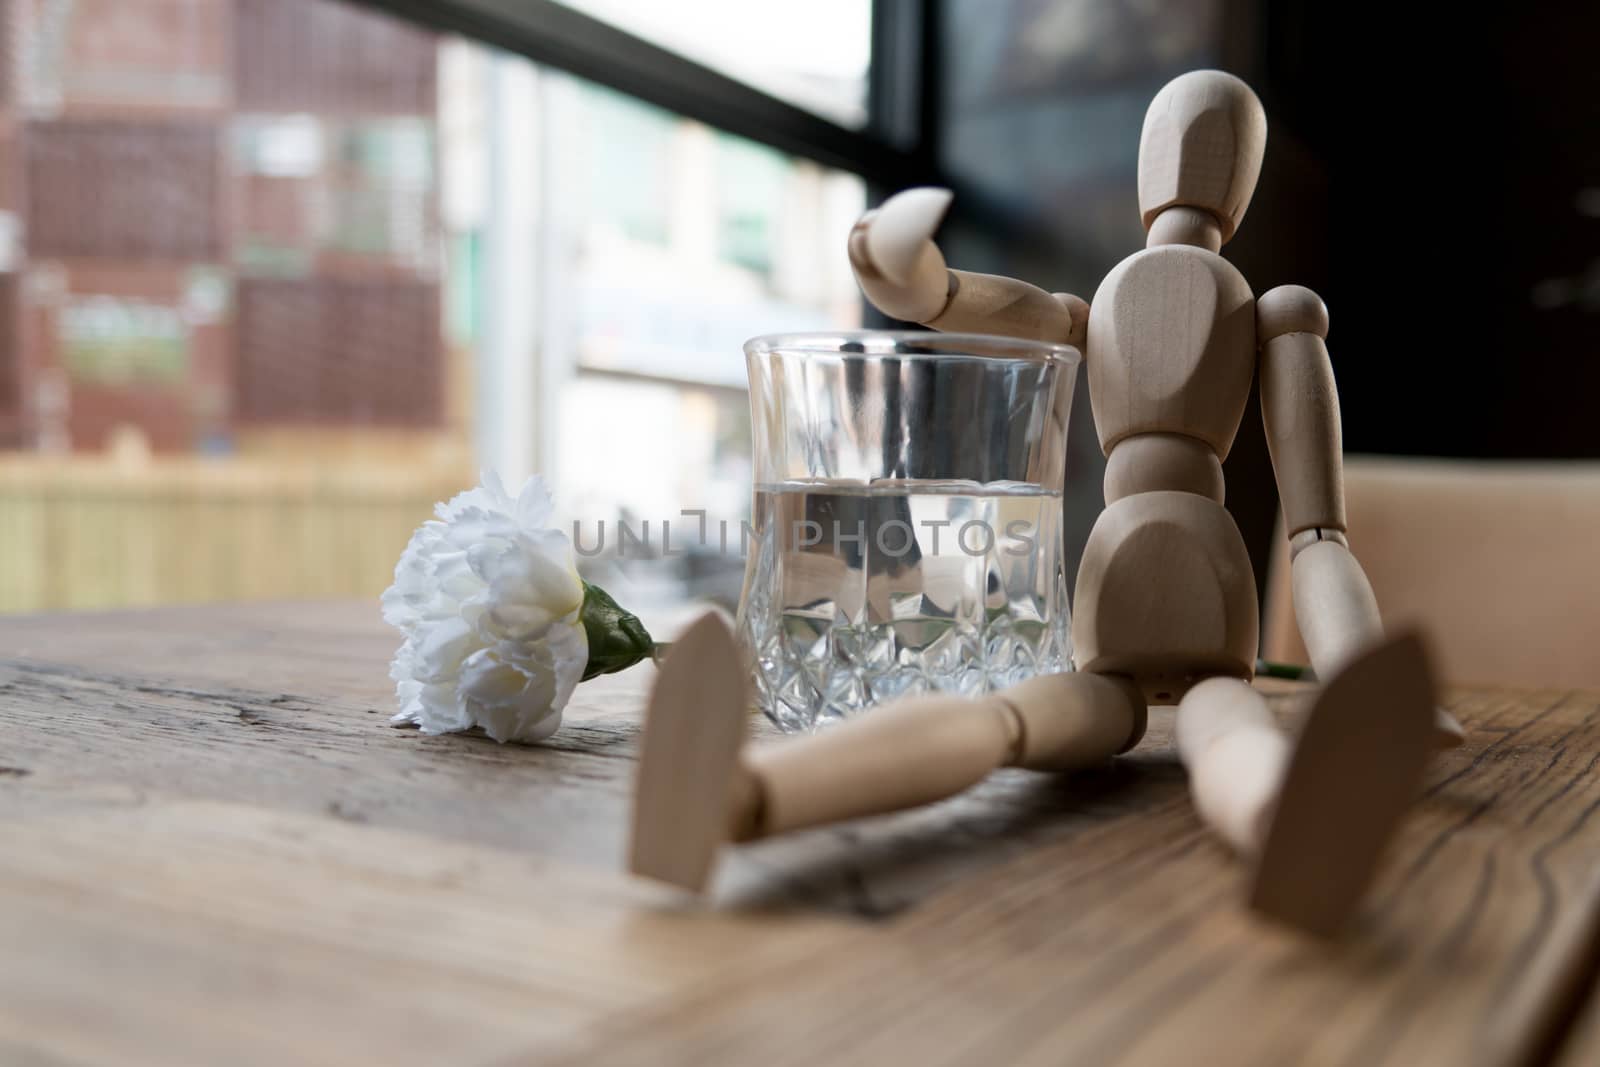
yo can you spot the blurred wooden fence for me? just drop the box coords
[0,457,470,613]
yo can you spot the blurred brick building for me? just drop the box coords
[0,0,442,452]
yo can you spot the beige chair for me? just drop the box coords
[1262,456,1600,690]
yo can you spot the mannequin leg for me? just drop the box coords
[738,672,1146,839]
[1176,633,1436,935]
[1176,678,1288,856]
[630,670,1146,890]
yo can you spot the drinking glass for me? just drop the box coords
[737,331,1081,732]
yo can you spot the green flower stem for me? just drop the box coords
[1255,658,1316,682]
[577,581,656,681]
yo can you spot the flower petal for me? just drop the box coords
[513,474,556,529]
[380,472,594,745]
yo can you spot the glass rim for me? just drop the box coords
[744,330,1082,368]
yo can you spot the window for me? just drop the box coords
[445,46,865,609]
[0,0,890,614]
[549,0,873,128]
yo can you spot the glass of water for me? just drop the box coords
[737,331,1081,732]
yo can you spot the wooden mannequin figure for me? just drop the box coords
[630,70,1464,936]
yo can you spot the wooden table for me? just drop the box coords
[2,602,1598,1066]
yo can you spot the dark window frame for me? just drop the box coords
[346,0,941,190]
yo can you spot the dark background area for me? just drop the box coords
[929,0,1600,592]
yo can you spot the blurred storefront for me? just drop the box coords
[0,0,866,612]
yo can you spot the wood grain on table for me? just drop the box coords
[1,602,1597,1066]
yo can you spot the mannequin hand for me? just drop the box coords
[847,187,953,323]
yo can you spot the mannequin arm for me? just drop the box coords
[1257,285,1463,746]
[848,187,1087,348]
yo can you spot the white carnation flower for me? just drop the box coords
[382,473,589,743]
